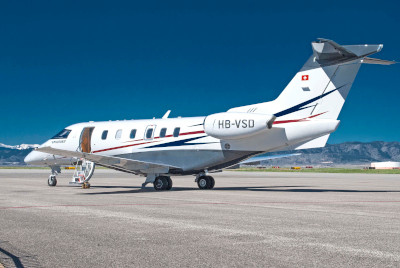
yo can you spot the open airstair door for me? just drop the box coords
[73,127,96,185]
[79,127,95,153]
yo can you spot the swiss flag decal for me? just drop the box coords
[301,75,309,81]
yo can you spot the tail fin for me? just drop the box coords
[229,38,394,122]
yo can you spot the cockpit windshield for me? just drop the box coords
[51,129,71,139]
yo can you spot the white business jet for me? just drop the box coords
[24,38,394,190]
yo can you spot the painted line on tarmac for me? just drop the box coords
[1,200,400,210]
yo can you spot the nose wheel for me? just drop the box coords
[197,175,215,189]
[48,175,57,187]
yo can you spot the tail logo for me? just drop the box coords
[301,75,309,81]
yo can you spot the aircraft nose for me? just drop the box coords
[24,150,43,165]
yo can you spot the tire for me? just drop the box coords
[197,176,210,189]
[48,176,57,187]
[166,177,173,190]
[207,176,215,189]
[154,176,168,191]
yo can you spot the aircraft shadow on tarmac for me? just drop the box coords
[0,241,41,268]
[72,185,400,195]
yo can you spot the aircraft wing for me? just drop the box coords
[36,146,178,174]
[240,153,301,165]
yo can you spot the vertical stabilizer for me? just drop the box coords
[272,39,383,121]
[229,39,389,123]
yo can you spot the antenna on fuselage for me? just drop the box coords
[162,110,171,119]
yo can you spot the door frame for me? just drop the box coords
[79,127,95,153]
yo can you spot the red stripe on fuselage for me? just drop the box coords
[92,140,157,153]
[273,112,327,125]
[179,130,205,136]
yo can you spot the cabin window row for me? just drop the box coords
[101,127,180,140]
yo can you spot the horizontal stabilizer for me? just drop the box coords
[294,134,330,150]
[240,153,301,165]
[311,38,383,65]
[363,57,396,65]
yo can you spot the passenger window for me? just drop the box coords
[160,128,167,138]
[115,129,122,140]
[101,130,108,140]
[173,127,180,137]
[130,129,137,139]
[146,128,154,139]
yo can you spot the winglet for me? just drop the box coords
[162,110,171,119]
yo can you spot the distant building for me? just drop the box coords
[371,162,400,169]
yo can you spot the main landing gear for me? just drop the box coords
[153,176,173,191]
[196,175,215,189]
[142,173,215,191]
[142,174,173,191]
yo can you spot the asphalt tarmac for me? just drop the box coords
[0,169,400,267]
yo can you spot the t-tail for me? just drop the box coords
[229,38,395,149]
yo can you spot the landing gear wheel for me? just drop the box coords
[48,175,57,187]
[207,176,215,189]
[82,182,91,189]
[166,177,173,190]
[197,176,210,189]
[197,176,215,189]
[154,176,168,191]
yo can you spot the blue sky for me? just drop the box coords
[0,0,399,145]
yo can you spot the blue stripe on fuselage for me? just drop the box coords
[143,136,216,149]
[274,85,345,117]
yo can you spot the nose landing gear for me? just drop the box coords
[48,175,57,186]
[47,166,61,187]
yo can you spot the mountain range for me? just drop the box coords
[261,141,400,167]
[0,141,399,166]
[0,143,39,150]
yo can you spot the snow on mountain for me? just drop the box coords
[0,143,40,150]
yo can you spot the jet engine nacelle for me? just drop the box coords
[204,112,276,140]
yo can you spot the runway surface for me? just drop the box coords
[0,169,400,267]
